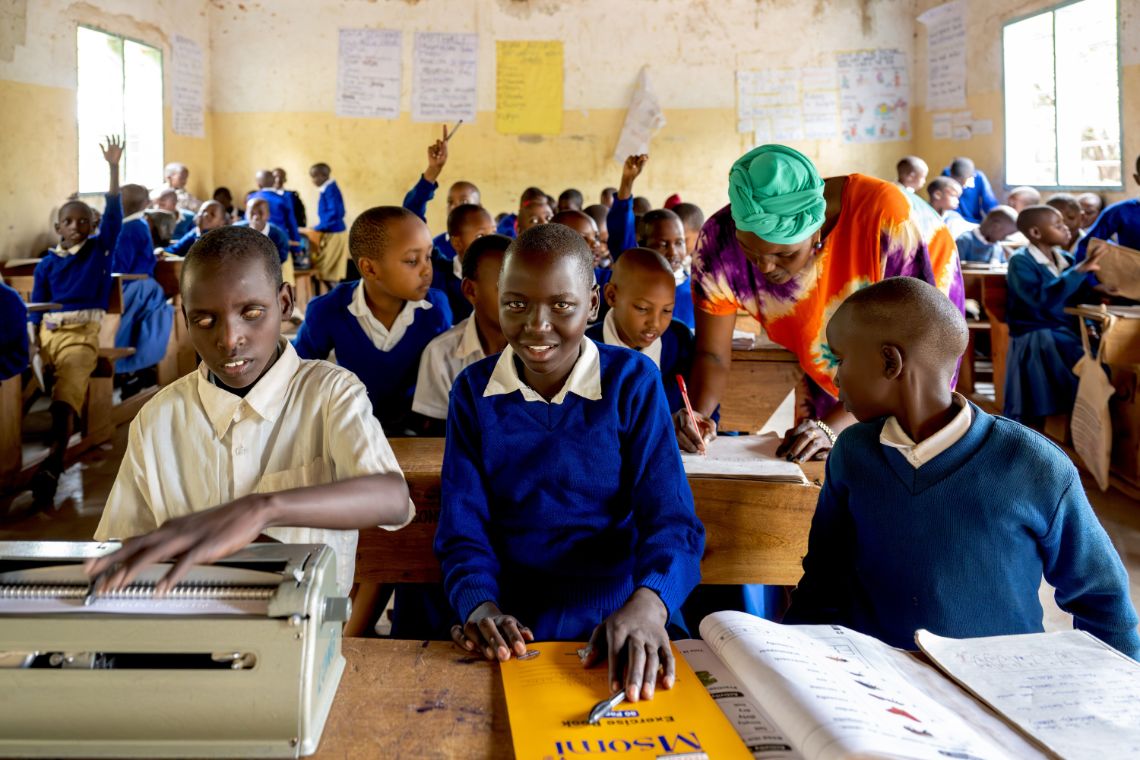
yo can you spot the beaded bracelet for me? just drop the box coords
[814,419,837,445]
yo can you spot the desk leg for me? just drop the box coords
[990,322,1009,410]
[0,376,22,486]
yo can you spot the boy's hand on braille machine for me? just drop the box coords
[452,601,534,661]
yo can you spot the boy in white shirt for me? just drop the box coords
[88,226,414,597]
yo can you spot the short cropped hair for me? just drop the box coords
[181,226,282,292]
[583,204,608,229]
[672,202,705,232]
[1016,205,1061,237]
[503,223,594,292]
[841,276,967,366]
[447,204,492,238]
[558,188,584,209]
[927,176,962,197]
[948,157,975,181]
[349,206,417,263]
[310,162,331,174]
[1046,193,1080,213]
[462,233,511,281]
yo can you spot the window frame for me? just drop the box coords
[76,24,165,195]
[999,0,1124,192]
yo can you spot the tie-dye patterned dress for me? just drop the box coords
[692,174,964,419]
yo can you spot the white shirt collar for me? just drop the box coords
[253,222,271,237]
[880,392,973,469]
[456,314,485,360]
[319,179,333,193]
[1027,242,1070,277]
[601,309,662,368]
[52,240,87,257]
[483,339,602,405]
[347,281,432,352]
[123,210,147,222]
[452,255,464,281]
[972,227,989,244]
[195,340,299,440]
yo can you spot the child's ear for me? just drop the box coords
[589,284,601,322]
[881,344,903,380]
[460,277,477,305]
[356,255,377,280]
[603,282,618,308]
[278,281,294,319]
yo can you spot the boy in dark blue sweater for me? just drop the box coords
[606,155,647,259]
[30,136,123,505]
[430,204,495,324]
[165,201,228,257]
[785,277,1139,659]
[251,170,299,253]
[435,224,705,702]
[113,184,157,276]
[293,206,451,435]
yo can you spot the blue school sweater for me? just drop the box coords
[0,281,29,380]
[233,220,290,263]
[166,227,201,258]
[430,250,471,324]
[433,232,457,262]
[173,209,195,240]
[956,229,1003,264]
[251,189,299,244]
[31,193,122,325]
[1075,198,1140,265]
[402,176,437,223]
[606,196,637,259]
[585,322,694,415]
[785,405,1140,658]
[292,282,452,428]
[496,213,517,238]
[940,166,999,224]
[1005,247,1087,338]
[315,180,346,233]
[434,344,705,639]
[112,217,156,276]
[674,275,695,331]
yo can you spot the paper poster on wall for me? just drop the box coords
[932,112,953,139]
[336,28,402,119]
[837,49,910,143]
[495,40,563,135]
[919,0,967,111]
[802,90,840,140]
[412,32,477,123]
[171,35,204,138]
[613,67,666,163]
[736,69,801,139]
[971,119,994,135]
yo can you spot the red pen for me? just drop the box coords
[676,374,706,455]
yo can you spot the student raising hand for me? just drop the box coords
[423,124,450,184]
[581,587,674,702]
[619,154,648,200]
[100,134,124,167]
[452,600,534,661]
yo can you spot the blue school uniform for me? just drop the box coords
[402,176,437,223]
[251,189,299,245]
[172,209,195,240]
[430,251,470,324]
[113,277,173,373]
[955,228,1004,264]
[315,180,346,233]
[112,216,156,276]
[940,166,999,224]
[31,193,122,325]
[1075,198,1140,267]
[0,281,29,380]
[606,197,637,259]
[785,404,1140,659]
[292,282,452,431]
[673,275,695,331]
[496,214,517,238]
[233,220,290,263]
[435,341,705,640]
[165,228,201,258]
[585,319,694,415]
[1003,245,1089,420]
[433,232,457,262]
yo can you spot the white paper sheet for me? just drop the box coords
[412,32,477,123]
[971,119,994,135]
[917,629,1140,759]
[801,91,839,140]
[837,49,910,143]
[919,0,968,111]
[681,433,805,482]
[336,28,402,119]
[932,112,953,139]
[613,67,666,163]
[171,36,204,138]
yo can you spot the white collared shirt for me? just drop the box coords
[483,339,603,405]
[1027,242,1071,278]
[452,255,463,280]
[347,281,433,352]
[94,341,414,594]
[412,316,487,420]
[600,309,663,368]
[880,392,973,469]
[51,241,86,257]
[318,179,333,193]
[123,210,146,223]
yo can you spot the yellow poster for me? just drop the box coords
[500,642,752,759]
[495,40,563,135]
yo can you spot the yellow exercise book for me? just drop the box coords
[499,641,752,760]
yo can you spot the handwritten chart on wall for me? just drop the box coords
[919,0,967,111]
[412,32,477,123]
[736,66,839,144]
[837,49,910,143]
[495,41,563,135]
[171,35,204,138]
[336,28,402,119]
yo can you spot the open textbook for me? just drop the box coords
[681,433,807,483]
[687,612,1045,759]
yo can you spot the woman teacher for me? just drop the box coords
[677,145,963,459]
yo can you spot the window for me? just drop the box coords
[77,26,163,193]
[1002,0,1122,188]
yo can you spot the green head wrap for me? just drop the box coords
[728,145,826,245]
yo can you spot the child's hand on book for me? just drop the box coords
[581,587,673,703]
[452,601,534,661]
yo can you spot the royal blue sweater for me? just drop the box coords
[585,323,694,415]
[785,405,1140,659]
[251,189,299,244]
[402,176,437,223]
[434,344,705,639]
[430,250,470,325]
[674,275,695,331]
[166,227,202,258]
[940,166,999,224]
[112,217,156,276]
[233,220,290,263]
[172,209,195,240]
[606,196,637,259]
[1075,198,1140,264]
[433,232,457,262]
[31,193,122,325]
[292,282,452,428]
[315,180,346,233]
[496,213,517,238]
[0,281,29,380]
[1005,248,1088,337]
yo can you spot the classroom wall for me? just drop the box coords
[0,0,212,261]
[912,0,1139,204]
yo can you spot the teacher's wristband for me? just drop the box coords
[814,420,837,445]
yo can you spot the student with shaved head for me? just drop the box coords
[786,277,1138,659]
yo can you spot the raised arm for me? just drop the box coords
[607,155,646,257]
[402,126,449,222]
[97,136,125,249]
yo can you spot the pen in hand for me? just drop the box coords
[676,374,707,455]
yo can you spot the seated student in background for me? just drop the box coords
[942,156,999,224]
[1078,192,1106,233]
[88,226,414,598]
[434,224,705,701]
[586,248,693,415]
[606,154,649,260]
[895,155,928,194]
[432,204,496,323]
[504,187,553,239]
[955,205,1017,264]
[672,202,705,263]
[213,186,243,222]
[926,177,972,238]
[1007,185,1042,213]
[1046,193,1084,252]
[30,137,123,505]
[251,169,299,255]
[301,162,349,289]
[0,277,29,382]
[557,188,583,212]
[551,209,607,285]
[640,208,694,331]
[1076,155,1140,264]
[583,204,612,269]
[785,277,1139,659]
[272,167,306,229]
[1004,205,1103,424]
[600,186,617,208]
[113,184,158,277]
[293,207,451,436]
[235,198,291,281]
[165,200,228,257]
[412,234,510,429]
[152,188,195,241]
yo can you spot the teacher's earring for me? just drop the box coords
[812,241,823,251]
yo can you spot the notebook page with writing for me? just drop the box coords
[699,612,1042,760]
[916,628,1140,759]
[681,434,806,483]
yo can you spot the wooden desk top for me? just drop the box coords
[25,302,61,313]
[314,639,510,759]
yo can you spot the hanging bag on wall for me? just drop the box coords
[1071,308,1115,491]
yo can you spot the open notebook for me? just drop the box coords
[681,433,807,483]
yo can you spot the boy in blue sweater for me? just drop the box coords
[113,184,157,276]
[435,224,705,701]
[606,155,647,260]
[942,157,999,224]
[165,201,227,257]
[431,204,495,324]
[0,279,29,381]
[640,209,695,331]
[30,136,123,505]
[304,162,350,287]
[251,170,299,253]
[293,206,451,435]
[785,276,1139,658]
[955,206,1017,264]
[1075,154,1140,266]
[400,130,481,263]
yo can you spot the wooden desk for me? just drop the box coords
[25,302,61,313]
[961,267,1009,407]
[719,347,802,434]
